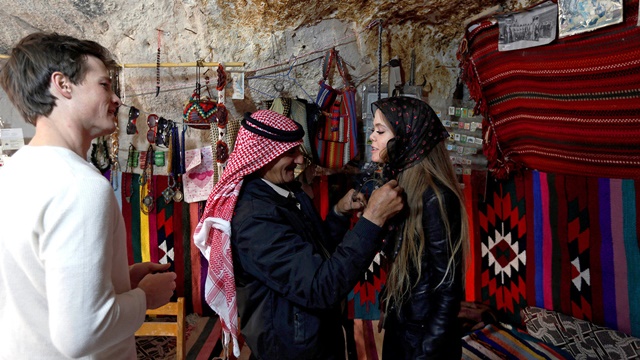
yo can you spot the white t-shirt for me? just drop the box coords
[0,146,146,359]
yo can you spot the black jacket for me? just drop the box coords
[382,185,463,360]
[232,177,383,360]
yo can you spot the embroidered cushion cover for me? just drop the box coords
[522,306,640,359]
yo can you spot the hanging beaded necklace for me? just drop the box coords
[140,145,155,214]
[161,120,180,203]
[109,117,120,191]
[90,136,111,173]
[171,123,184,202]
[123,144,137,203]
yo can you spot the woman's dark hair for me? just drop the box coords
[0,32,117,125]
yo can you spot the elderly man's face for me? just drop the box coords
[260,145,304,185]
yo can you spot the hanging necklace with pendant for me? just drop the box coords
[161,121,176,204]
[140,145,155,214]
[90,137,111,174]
[171,122,184,202]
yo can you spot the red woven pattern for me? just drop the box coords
[458,0,640,179]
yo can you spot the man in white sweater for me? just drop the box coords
[0,32,177,359]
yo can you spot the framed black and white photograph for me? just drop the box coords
[498,1,557,51]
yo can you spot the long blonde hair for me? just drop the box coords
[382,142,470,309]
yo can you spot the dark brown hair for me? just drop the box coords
[0,32,117,125]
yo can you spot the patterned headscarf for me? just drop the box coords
[193,110,303,357]
[371,96,449,180]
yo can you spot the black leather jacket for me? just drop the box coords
[382,185,463,360]
[232,177,383,360]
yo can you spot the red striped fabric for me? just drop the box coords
[463,173,476,301]
[458,0,640,179]
[189,202,203,315]
[122,172,135,265]
[172,199,185,300]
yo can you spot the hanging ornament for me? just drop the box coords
[216,63,227,91]
[216,103,228,128]
[215,64,229,167]
[155,29,162,97]
[216,140,229,163]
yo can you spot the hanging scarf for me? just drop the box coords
[192,110,303,357]
[371,96,449,181]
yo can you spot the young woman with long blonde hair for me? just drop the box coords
[370,96,469,359]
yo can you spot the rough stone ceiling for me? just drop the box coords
[0,0,537,135]
[0,0,535,55]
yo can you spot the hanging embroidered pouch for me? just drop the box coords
[183,91,218,130]
[314,49,359,169]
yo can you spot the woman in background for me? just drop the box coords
[370,96,469,360]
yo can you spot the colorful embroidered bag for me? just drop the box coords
[183,67,218,130]
[314,49,359,169]
[183,89,218,130]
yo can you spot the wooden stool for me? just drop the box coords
[135,297,185,360]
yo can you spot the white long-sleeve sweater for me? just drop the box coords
[0,146,147,359]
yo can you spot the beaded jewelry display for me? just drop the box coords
[109,120,120,190]
[161,121,181,204]
[123,144,136,203]
[90,137,111,174]
[140,145,155,214]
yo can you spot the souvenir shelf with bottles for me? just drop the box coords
[433,99,487,178]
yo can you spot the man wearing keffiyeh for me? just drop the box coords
[193,109,404,359]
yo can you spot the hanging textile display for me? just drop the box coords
[458,0,640,180]
[120,173,191,307]
[314,48,359,169]
[466,169,640,337]
[347,253,386,320]
[155,176,176,262]
[473,170,528,324]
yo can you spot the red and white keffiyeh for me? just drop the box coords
[193,110,303,357]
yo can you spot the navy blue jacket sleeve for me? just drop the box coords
[232,200,382,310]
